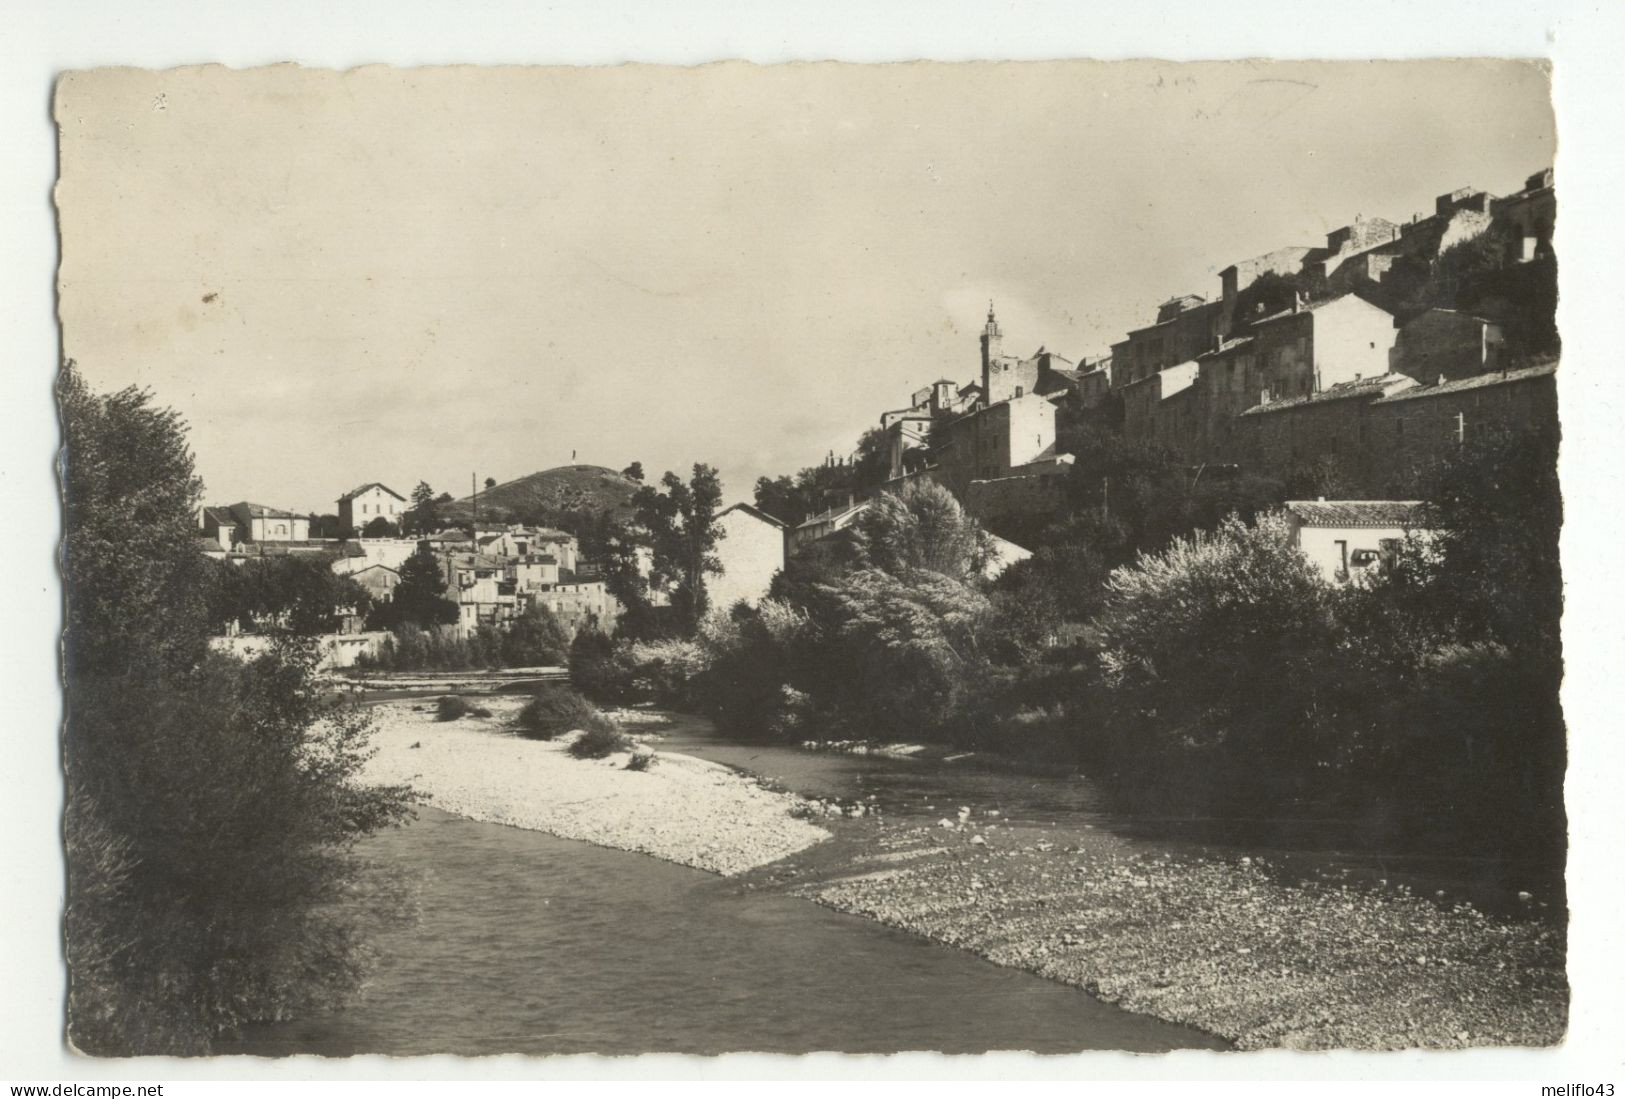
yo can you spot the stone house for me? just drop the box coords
[346,563,401,604]
[337,482,405,534]
[1249,293,1398,406]
[1233,374,1419,488]
[931,391,1060,500]
[1110,295,1225,391]
[709,503,787,612]
[1493,168,1556,262]
[1120,361,1200,460]
[1390,308,1506,383]
[1363,362,1558,493]
[1283,499,1428,584]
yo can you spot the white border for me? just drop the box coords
[5,0,1623,1088]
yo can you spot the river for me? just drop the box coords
[223,708,1228,1056]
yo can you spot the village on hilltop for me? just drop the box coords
[193,167,1556,664]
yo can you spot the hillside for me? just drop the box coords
[440,465,642,528]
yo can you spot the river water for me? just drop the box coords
[223,709,1228,1056]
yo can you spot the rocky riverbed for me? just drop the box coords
[756,812,1567,1050]
[360,698,829,875]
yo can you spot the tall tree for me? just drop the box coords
[621,461,645,483]
[380,544,459,630]
[632,463,725,631]
[405,481,439,536]
[58,362,411,1054]
[849,480,993,584]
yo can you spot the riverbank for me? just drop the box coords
[361,700,1567,1050]
[765,814,1567,1050]
[360,698,829,875]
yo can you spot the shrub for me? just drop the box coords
[1092,512,1348,804]
[435,695,470,720]
[624,636,708,707]
[517,684,600,741]
[567,719,633,760]
[569,628,637,703]
[501,604,571,667]
[625,749,658,771]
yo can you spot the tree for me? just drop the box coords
[404,481,439,536]
[812,567,993,736]
[849,480,993,584]
[631,464,725,632]
[1092,513,1353,802]
[58,362,412,1054]
[378,544,459,630]
[309,513,343,539]
[59,362,211,680]
[484,476,497,491]
[207,556,371,636]
[501,602,571,666]
[361,515,398,538]
[621,461,645,483]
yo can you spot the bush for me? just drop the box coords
[569,628,637,703]
[517,684,600,740]
[625,749,658,771]
[1092,512,1348,804]
[567,719,633,759]
[434,695,490,721]
[501,604,571,667]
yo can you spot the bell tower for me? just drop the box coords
[979,301,1003,396]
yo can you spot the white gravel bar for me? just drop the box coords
[361,698,829,875]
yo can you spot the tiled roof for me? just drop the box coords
[1197,335,1256,359]
[1286,500,1426,528]
[1240,373,1417,416]
[1371,362,1557,404]
[719,502,788,529]
[236,541,363,557]
[202,506,236,526]
[338,482,405,502]
[231,501,303,520]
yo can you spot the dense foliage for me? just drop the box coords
[59,362,414,1055]
[357,604,569,672]
[368,544,458,632]
[205,555,370,636]
[584,429,1564,860]
[621,463,724,634]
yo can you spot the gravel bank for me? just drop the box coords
[769,817,1567,1050]
[361,698,829,875]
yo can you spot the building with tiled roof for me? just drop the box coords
[337,482,405,535]
[1284,500,1428,584]
[225,501,311,542]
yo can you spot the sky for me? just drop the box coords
[55,60,1555,515]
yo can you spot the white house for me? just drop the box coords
[710,503,787,611]
[225,501,310,542]
[338,482,406,533]
[1283,499,1428,584]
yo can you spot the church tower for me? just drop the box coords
[979,301,1003,396]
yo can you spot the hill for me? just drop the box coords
[438,465,642,529]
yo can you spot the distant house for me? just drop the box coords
[338,483,405,534]
[710,503,787,611]
[1283,500,1427,584]
[347,563,401,604]
[225,501,310,542]
[790,498,868,553]
[200,506,238,549]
